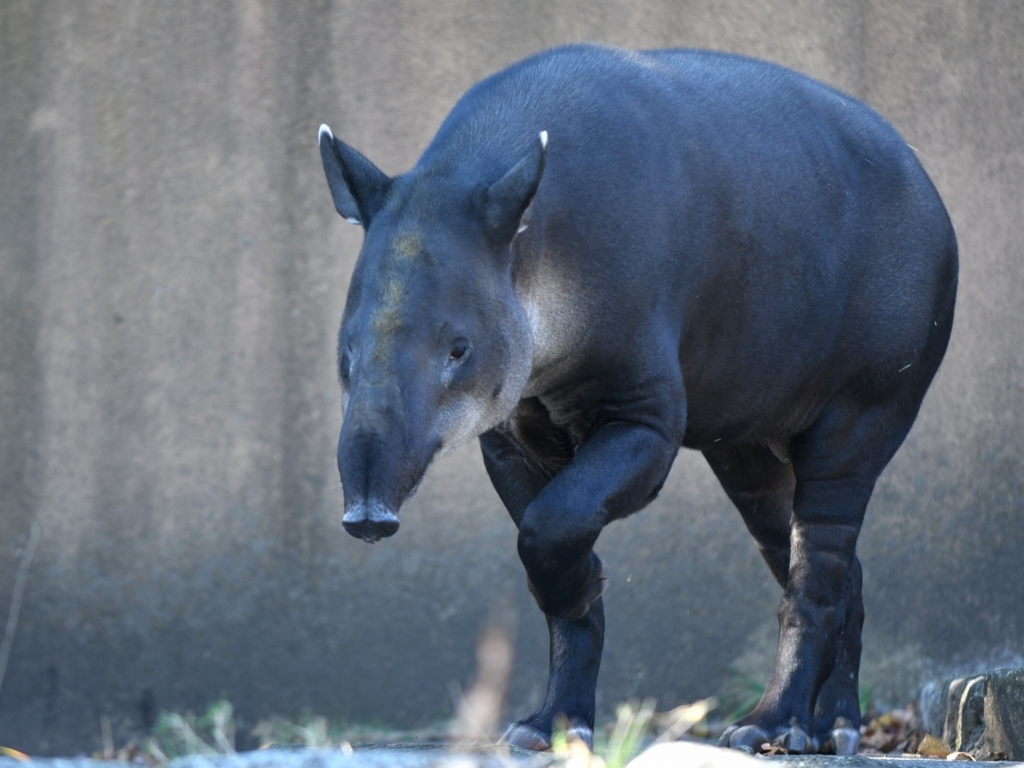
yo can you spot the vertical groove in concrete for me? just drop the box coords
[0,0,48,733]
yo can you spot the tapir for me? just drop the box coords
[318,44,957,755]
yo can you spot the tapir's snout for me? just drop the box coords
[342,501,400,543]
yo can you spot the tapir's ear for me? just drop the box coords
[483,130,548,243]
[319,124,391,228]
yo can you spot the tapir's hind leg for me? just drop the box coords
[704,442,864,755]
[703,443,795,586]
[709,376,933,754]
[812,555,864,755]
[479,427,602,750]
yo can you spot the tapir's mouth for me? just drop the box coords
[342,501,400,543]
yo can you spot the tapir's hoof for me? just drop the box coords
[500,721,594,752]
[720,722,821,754]
[828,725,861,756]
[500,723,551,751]
[719,724,769,752]
[774,725,816,754]
[565,725,594,749]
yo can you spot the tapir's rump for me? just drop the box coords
[320,44,956,755]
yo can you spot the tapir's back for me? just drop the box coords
[426,42,951,312]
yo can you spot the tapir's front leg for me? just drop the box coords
[482,420,678,750]
[517,421,677,619]
[503,601,606,750]
[481,428,603,748]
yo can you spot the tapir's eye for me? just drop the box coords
[339,338,355,382]
[449,339,471,362]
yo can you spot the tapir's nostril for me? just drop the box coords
[342,502,400,543]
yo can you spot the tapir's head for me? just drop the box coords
[319,125,546,542]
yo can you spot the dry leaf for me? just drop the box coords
[859,702,921,755]
[917,733,952,758]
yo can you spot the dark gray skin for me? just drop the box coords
[319,44,957,755]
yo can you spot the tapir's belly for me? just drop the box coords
[675,295,853,447]
[679,368,834,450]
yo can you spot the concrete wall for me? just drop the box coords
[1,0,1022,755]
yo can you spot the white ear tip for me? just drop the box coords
[319,124,334,143]
[539,130,548,149]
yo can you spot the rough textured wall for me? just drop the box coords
[1,0,1022,755]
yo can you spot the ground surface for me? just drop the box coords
[2,745,1022,768]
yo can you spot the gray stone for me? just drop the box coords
[920,668,1024,760]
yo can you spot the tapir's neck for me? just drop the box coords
[515,249,587,399]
